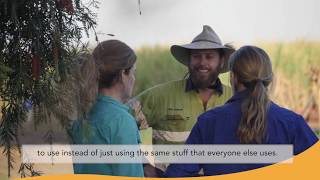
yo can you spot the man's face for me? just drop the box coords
[189,49,222,89]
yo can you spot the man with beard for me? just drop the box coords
[134,25,235,177]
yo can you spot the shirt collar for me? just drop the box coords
[96,94,130,111]
[185,77,223,96]
[225,89,250,104]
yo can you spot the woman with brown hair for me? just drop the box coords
[69,40,143,177]
[165,45,318,177]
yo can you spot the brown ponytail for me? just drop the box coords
[229,46,273,143]
[55,40,136,122]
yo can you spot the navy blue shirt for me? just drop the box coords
[165,90,319,177]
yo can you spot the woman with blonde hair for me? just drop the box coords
[165,45,318,177]
[70,40,143,177]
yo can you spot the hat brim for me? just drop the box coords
[171,41,235,73]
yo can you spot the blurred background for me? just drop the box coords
[85,0,320,132]
[1,0,319,179]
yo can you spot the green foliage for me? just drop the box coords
[316,130,320,138]
[18,163,43,177]
[260,41,320,86]
[134,45,187,95]
[0,0,98,177]
[0,63,12,86]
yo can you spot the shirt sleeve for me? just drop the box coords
[164,120,203,177]
[136,89,157,127]
[292,115,319,155]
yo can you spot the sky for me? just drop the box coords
[86,0,320,48]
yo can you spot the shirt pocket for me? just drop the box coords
[161,107,191,131]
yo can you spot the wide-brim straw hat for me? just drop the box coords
[171,25,235,73]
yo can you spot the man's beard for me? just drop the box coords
[189,66,219,89]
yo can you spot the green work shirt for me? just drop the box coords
[71,94,144,177]
[137,79,232,145]
[136,79,232,171]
